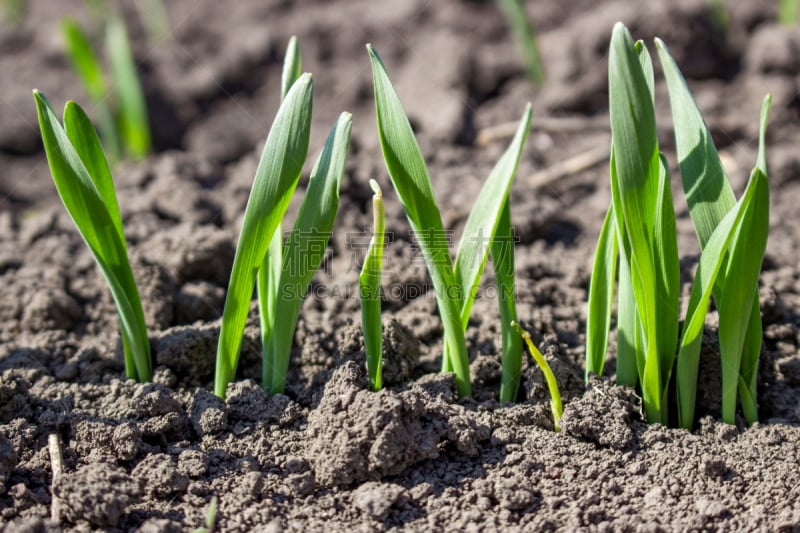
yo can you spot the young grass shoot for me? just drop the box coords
[368,44,530,398]
[213,72,313,398]
[61,14,151,161]
[496,0,545,85]
[585,23,770,427]
[215,37,352,398]
[657,38,770,427]
[360,179,386,391]
[33,91,152,382]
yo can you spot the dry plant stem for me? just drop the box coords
[48,434,63,523]
[476,116,606,146]
[528,145,609,188]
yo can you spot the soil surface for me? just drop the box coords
[1,0,799,531]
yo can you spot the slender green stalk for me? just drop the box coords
[368,44,471,397]
[610,150,644,388]
[360,180,386,391]
[368,44,532,397]
[512,322,562,431]
[34,92,151,382]
[258,35,301,390]
[106,16,151,159]
[585,203,617,380]
[3,0,24,25]
[264,113,352,395]
[608,24,680,424]
[496,0,545,85]
[258,225,282,390]
[214,75,313,399]
[657,38,770,426]
[495,201,523,403]
[60,17,121,161]
[779,0,798,25]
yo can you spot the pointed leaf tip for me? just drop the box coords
[369,179,382,197]
[612,21,629,37]
[366,44,384,66]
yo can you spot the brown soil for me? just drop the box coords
[1,0,799,531]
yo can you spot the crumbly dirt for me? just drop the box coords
[1,0,799,531]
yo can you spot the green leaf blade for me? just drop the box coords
[676,168,764,428]
[63,101,123,241]
[495,200,523,403]
[34,92,151,382]
[61,18,106,101]
[609,25,673,423]
[367,44,471,397]
[214,74,313,398]
[106,16,151,159]
[454,104,531,329]
[585,203,618,379]
[267,112,353,395]
[656,39,736,248]
[360,179,386,392]
[281,36,302,99]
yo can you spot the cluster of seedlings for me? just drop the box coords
[34,22,771,432]
[586,24,771,428]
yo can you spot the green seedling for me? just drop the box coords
[192,495,218,533]
[260,37,352,396]
[214,72,313,399]
[779,0,798,25]
[495,201,523,402]
[261,114,352,395]
[360,179,386,391]
[368,44,531,398]
[106,16,151,159]
[33,91,151,382]
[256,36,301,396]
[657,38,770,427]
[2,0,24,25]
[215,37,352,398]
[497,0,545,85]
[61,14,151,161]
[511,322,562,431]
[585,23,770,427]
